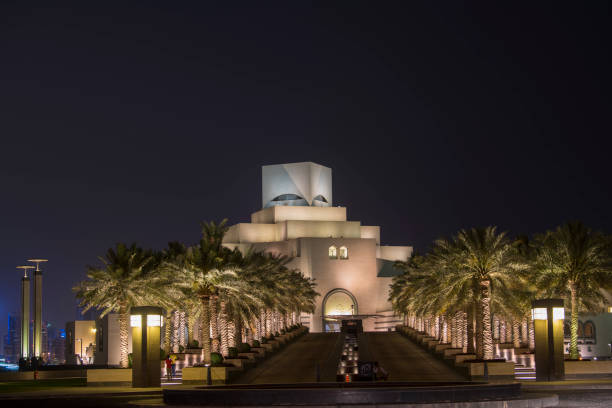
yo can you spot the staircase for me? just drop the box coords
[514,363,535,381]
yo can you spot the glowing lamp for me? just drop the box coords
[129,306,164,387]
[531,299,565,381]
[552,307,565,321]
[130,315,142,327]
[531,308,547,320]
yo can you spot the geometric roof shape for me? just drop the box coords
[262,162,332,208]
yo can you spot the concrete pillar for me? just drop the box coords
[29,259,47,358]
[17,266,34,359]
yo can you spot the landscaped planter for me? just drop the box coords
[182,366,239,385]
[224,358,252,369]
[458,361,514,380]
[87,368,132,386]
[426,340,440,350]
[238,352,260,361]
[0,369,83,382]
[454,354,477,365]
[434,344,452,354]
[261,343,276,352]
[565,360,612,378]
[443,348,465,359]
[249,347,266,357]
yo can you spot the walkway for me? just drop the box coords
[358,332,466,381]
[235,333,342,384]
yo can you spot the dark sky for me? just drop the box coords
[1,2,610,341]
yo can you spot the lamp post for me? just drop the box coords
[28,259,47,358]
[17,266,34,360]
[532,299,565,381]
[131,306,163,387]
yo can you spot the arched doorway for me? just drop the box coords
[322,288,358,332]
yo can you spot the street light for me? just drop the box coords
[130,306,164,387]
[531,299,565,381]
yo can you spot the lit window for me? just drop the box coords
[329,246,337,259]
[339,246,348,259]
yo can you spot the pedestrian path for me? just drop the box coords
[359,332,465,382]
[234,333,342,384]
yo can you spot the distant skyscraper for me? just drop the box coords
[50,328,65,364]
[3,314,20,363]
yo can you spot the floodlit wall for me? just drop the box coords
[224,220,361,243]
[251,206,347,224]
[379,245,412,262]
[360,226,380,245]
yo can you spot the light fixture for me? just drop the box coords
[531,307,547,320]
[130,315,142,327]
[147,314,163,327]
[552,307,565,320]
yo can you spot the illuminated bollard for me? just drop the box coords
[131,306,163,387]
[532,299,565,381]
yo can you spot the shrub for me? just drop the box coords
[227,347,238,358]
[210,352,224,366]
[238,343,251,353]
[178,345,185,353]
[252,340,260,347]
[128,353,133,368]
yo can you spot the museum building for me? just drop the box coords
[222,162,412,332]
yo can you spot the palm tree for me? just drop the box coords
[74,243,164,367]
[532,221,612,359]
[453,227,529,359]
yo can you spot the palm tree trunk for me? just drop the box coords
[466,306,475,354]
[260,309,266,337]
[521,317,529,345]
[235,318,243,345]
[210,297,220,353]
[219,300,229,357]
[266,309,273,337]
[119,305,129,368]
[500,320,507,343]
[569,282,579,359]
[493,316,499,342]
[187,312,196,347]
[254,316,261,341]
[450,314,456,348]
[172,310,180,352]
[462,312,468,351]
[179,311,186,349]
[228,321,236,348]
[528,318,535,351]
[200,296,211,364]
[512,319,521,348]
[164,311,172,354]
[479,280,493,360]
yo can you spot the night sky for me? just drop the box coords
[1,2,610,341]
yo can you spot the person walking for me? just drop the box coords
[165,355,173,381]
[170,354,177,379]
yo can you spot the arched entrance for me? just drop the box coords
[322,288,358,332]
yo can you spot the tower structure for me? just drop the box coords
[28,259,47,358]
[17,266,34,358]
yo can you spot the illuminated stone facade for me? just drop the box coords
[223,162,412,332]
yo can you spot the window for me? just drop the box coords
[339,246,348,259]
[329,246,337,259]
